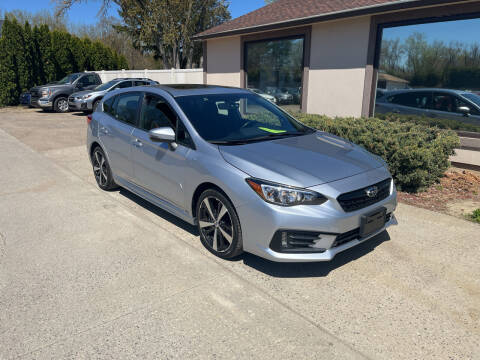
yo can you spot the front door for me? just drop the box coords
[131,92,192,210]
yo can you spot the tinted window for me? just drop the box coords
[175,93,312,144]
[176,120,194,148]
[113,92,141,126]
[134,81,148,86]
[139,93,177,131]
[103,96,115,116]
[388,92,431,108]
[114,81,132,89]
[78,75,97,86]
[432,92,479,115]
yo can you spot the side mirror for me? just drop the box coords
[149,127,175,143]
[458,106,470,116]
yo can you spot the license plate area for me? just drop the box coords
[360,208,386,238]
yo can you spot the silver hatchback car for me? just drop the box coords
[70,78,158,113]
[87,85,397,262]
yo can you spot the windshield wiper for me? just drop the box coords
[210,132,306,146]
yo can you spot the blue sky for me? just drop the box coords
[383,18,480,45]
[0,0,266,24]
[1,0,479,46]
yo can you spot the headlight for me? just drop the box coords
[246,178,327,206]
[41,89,51,98]
[81,94,92,100]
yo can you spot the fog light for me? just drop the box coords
[270,230,337,253]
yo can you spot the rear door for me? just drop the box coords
[99,92,142,180]
[131,92,194,210]
[78,74,100,91]
[384,91,432,116]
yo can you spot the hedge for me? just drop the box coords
[0,17,129,106]
[375,112,480,133]
[293,113,459,193]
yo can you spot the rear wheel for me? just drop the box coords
[196,189,243,259]
[54,97,69,113]
[91,147,117,190]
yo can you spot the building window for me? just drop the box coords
[245,36,304,112]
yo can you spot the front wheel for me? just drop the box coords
[196,189,243,259]
[54,97,69,113]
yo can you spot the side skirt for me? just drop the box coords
[114,176,196,225]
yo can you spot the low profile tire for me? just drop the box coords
[196,189,243,259]
[91,147,117,190]
[53,97,69,113]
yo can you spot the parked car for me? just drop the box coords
[248,88,277,103]
[19,92,31,107]
[375,88,480,125]
[273,88,294,104]
[29,72,102,113]
[87,85,397,262]
[69,78,158,113]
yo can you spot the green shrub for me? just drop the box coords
[292,113,459,193]
[470,209,480,223]
[375,112,480,133]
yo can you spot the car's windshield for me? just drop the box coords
[462,93,480,108]
[56,74,80,84]
[175,93,313,144]
[94,80,119,91]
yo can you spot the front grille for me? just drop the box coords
[337,178,391,212]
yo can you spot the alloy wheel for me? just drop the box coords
[198,196,234,252]
[58,99,68,112]
[92,149,108,187]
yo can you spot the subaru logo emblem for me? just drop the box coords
[365,186,378,198]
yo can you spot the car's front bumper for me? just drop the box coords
[32,98,53,109]
[235,166,398,262]
[68,97,92,111]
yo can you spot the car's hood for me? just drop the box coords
[30,84,72,92]
[71,90,93,97]
[219,132,384,188]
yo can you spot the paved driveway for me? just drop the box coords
[0,108,479,359]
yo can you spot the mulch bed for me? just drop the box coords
[398,170,480,213]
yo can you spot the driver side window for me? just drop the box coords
[139,93,177,131]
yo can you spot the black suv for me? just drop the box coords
[30,73,102,113]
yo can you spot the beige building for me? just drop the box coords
[194,0,480,117]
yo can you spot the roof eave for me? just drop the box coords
[193,0,466,40]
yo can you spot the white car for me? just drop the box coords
[249,88,277,103]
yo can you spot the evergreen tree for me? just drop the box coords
[22,22,36,91]
[0,19,19,105]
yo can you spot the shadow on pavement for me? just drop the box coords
[116,187,390,278]
[239,231,391,278]
[118,187,199,236]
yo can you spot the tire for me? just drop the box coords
[92,99,101,112]
[91,146,117,190]
[196,189,243,259]
[53,96,69,113]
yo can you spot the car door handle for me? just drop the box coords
[99,126,109,135]
[133,138,143,147]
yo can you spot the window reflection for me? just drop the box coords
[245,37,304,112]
